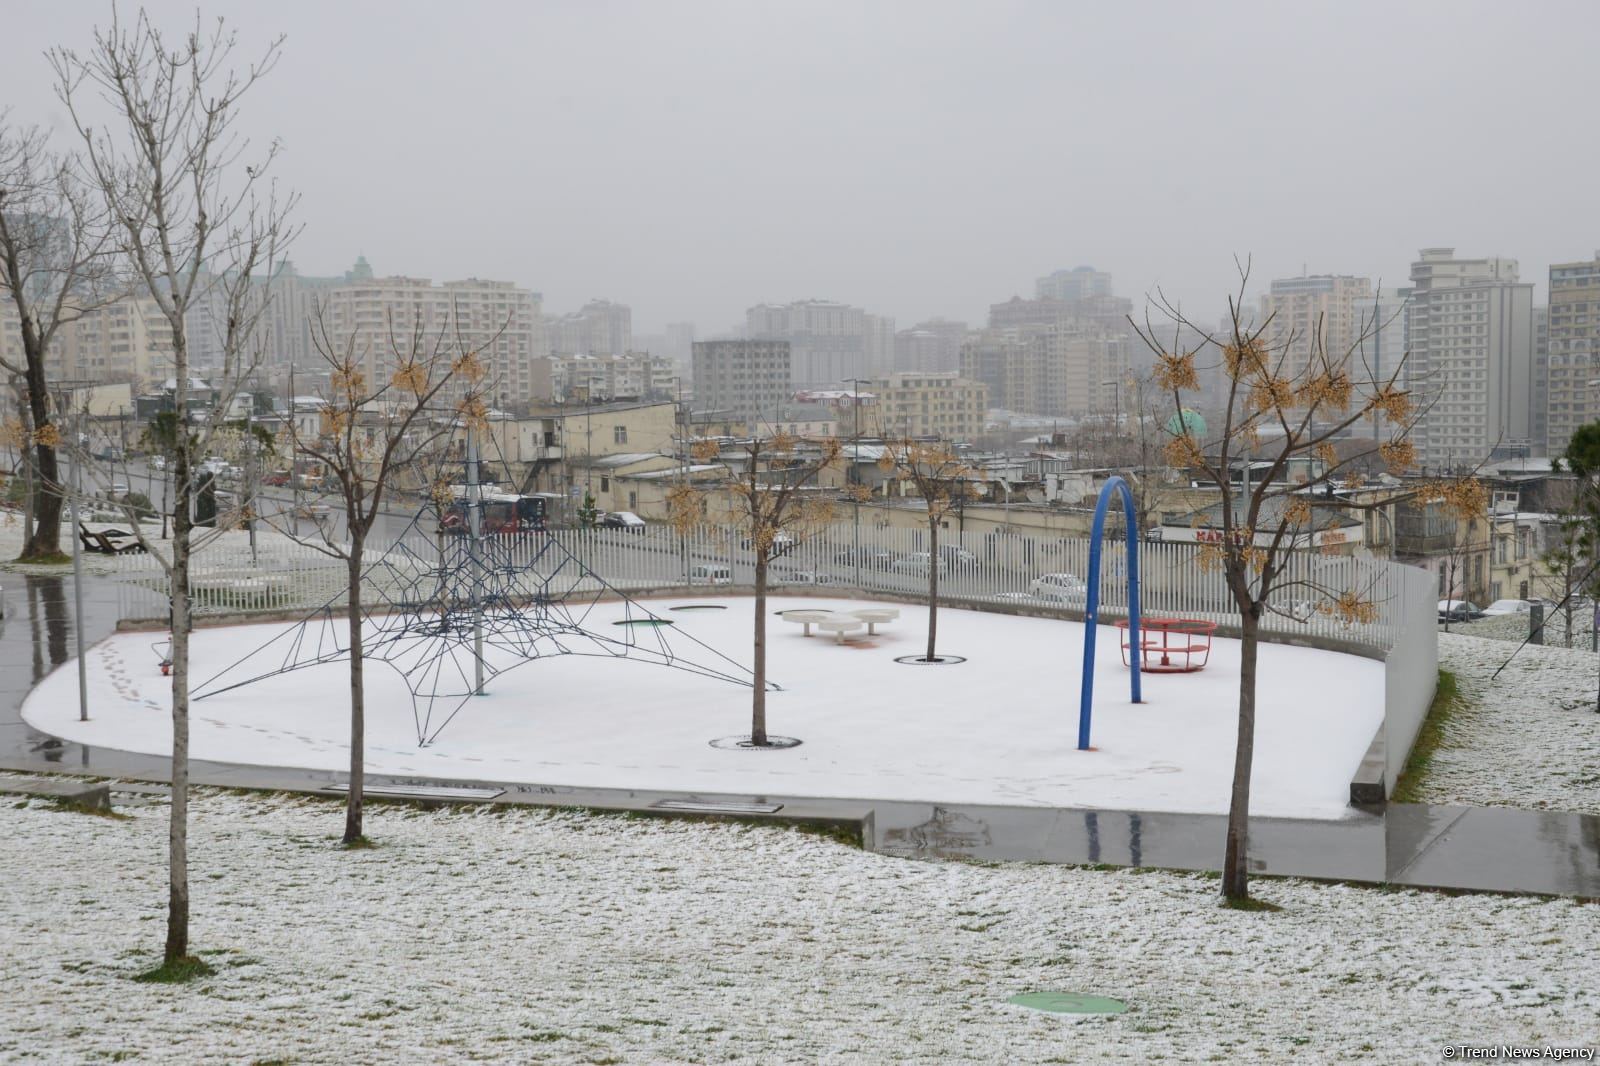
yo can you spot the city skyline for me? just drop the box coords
[3,1,1595,332]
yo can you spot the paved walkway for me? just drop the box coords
[2,570,1596,897]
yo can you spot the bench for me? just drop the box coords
[80,524,143,555]
[815,618,866,644]
[780,609,836,636]
[848,608,899,634]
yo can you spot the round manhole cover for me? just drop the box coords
[894,654,967,666]
[669,604,728,611]
[1007,992,1126,1015]
[612,618,675,627]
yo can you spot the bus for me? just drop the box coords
[441,491,549,535]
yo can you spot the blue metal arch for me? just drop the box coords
[1078,476,1142,750]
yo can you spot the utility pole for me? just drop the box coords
[466,426,485,696]
[847,377,871,587]
[69,402,88,722]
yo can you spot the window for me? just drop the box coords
[600,476,610,492]
[613,426,628,444]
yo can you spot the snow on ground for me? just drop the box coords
[22,597,1385,818]
[3,788,1596,1064]
[1415,634,1600,814]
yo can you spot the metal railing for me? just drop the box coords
[109,521,1421,652]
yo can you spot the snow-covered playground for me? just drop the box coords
[22,596,1386,818]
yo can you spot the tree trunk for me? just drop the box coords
[344,546,366,844]
[751,552,768,745]
[926,517,939,662]
[164,445,193,963]
[16,311,63,560]
[1221,607,1259,902]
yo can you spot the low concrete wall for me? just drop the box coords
[120,577,1437,808]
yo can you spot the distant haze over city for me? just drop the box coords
[3,0,1596,330]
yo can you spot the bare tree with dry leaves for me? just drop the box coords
[1134,266,1424,904]
[876,437,976,663]
[53,11,298,973]
[671,434,839,746]
[268,304,493,845]
[0,113,115,561]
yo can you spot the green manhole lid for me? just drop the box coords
[1007,992,1126,1015]
[612,618,675,627]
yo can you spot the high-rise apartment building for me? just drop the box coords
[1036,266,1114,303]
[1257,275,1375,382]
[536,352,679,404]
[1405,248,1534,469]
[692,339,792,422]
[1533,305,1549,454]
[868,371,987,441]
[745,299,893,386]
[961,322,1129,418]
[325,274,543,407]
[893,318,968,372]
[550,299,632,356]
[1544,254,1600,459]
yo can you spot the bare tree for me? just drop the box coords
[1134,267,1422,903]
[271,306,489,845]
[676,434,839,745]
[0,114,114,561]
[53,11,297,972]
[877,437,974,663]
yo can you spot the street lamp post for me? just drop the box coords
[846,377,872,587]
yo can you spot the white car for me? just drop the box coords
[1480,599,1533,617]
[1031,572,1089,602]
[891,552,946,575]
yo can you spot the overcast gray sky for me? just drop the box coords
[4,0,1596,333]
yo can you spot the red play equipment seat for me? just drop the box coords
[1114,617,1216,673]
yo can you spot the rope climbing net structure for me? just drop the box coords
[191,506,760,747]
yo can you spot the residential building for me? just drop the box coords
[893,318,968,372]
[691,339,791,423]
[959,322,1128,419]
[1036,266,1114,303]
[745,299,893,386]
[549,298,633,356]
[1404,249,1535,470]
[868,371,987,440]
[1543,254,1600,459]
[1532,305,1548,454]
[535,352,679,403]
[54,296,176,389]
[1257,274,1375,383]
[324,274,543,408]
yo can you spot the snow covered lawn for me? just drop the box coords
[2,789,1596,1064]
[22,596,1386,818]
[1415,634,1600,814]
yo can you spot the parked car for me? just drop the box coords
[1438,600,1484,623]
[892,552,946,576]
[150,455,166,471]
[263,471,290,487]
[1031,572,1089,602]
[600,510,647,532]
[689,564,732,585]
[1480,599,1533,617]
[834,546,897,570]
[936,544,978,569]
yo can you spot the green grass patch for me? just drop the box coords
[340,835,379,850]
[134,956,215,984]
[1220,895,1284,913]
[1392,669,1461,803]
[15,551,72,565]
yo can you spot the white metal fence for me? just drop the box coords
[110,521,1420,651]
